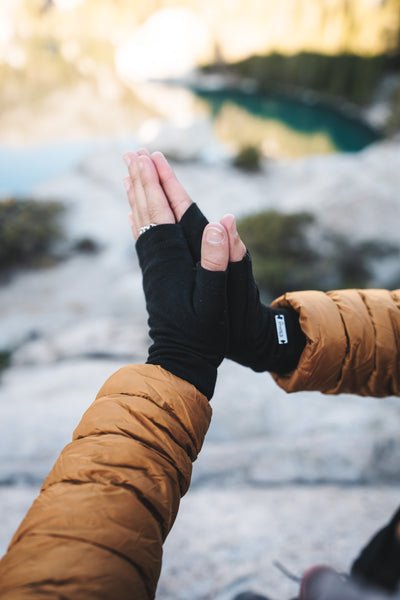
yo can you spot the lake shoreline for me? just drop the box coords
[183,66,394,136]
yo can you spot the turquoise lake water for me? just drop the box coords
[194,87,380,153]
[0,89,380,198]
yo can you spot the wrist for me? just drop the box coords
[255,305,306,373]
[146,350,218,400]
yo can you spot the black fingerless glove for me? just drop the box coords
[226,252,305,373]
[351,505,400,593]
[136,224,228,399]
[180,203,306,374]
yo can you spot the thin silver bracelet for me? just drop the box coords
[139,223,158,236]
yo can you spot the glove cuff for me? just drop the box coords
[250,305,306,373]
[147,350,217,400]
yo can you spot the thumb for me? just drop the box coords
[220,213,247,263]
[201,223,229,271]
[193,222,228,322]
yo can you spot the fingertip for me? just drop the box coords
[220,213,235,228]
[220,213,246,262]
[151,151,172,178]
[137,147,151,156]
[151,150,167,163]
[123,152,134,167]
[138,154,156,179]
[201,223,229,271]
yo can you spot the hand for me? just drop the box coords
[147,150,305,374]
[123,151,230,399]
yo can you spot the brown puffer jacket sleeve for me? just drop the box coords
[0,364,211,599]
[271,289,400,397]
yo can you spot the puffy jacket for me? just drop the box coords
[0,365,211,599]
[272,289,400,397]
[0,289,399,598]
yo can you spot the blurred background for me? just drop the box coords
[1,1,400,598]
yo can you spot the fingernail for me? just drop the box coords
[124,176,131,191]
[123,153,132,167]
[205,226,225,245]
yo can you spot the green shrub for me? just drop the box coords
[319,234,399,290]
[232,145,262,171]
[237,210,399,298]
[0,350,11,373]
[223,52,388,105]
[73,237,101,254]
[0,198,64,276]
[238,211,319,297]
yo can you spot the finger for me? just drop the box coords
[137,155,175,226]
[123,156,147,230]
[137,147,151,158]
[124,176,135,211]
[220,213,246,263]
[226,255,253,341]
[151,151,192,221]
[194,225,228,321]
[124,152,150,226]
[179,202,208,262]
[130,205,142,241]
[151,150,207,259]
[128,212,139,240]
[226,251,259,351]
[200,223,229,272]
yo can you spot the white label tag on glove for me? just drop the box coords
[275,314,288,344]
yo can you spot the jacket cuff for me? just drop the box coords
[94,363,212,457]
[270,291,347,393]
[146,354,217,401]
